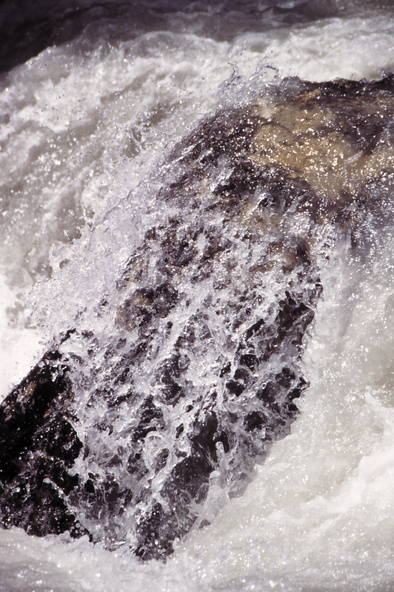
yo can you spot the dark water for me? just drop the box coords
[0,0,391,73]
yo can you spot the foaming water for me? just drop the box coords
[181,233,394,591]
[1,3,394,591]
[2,11,393,394]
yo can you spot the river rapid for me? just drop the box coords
[1,1,394,590]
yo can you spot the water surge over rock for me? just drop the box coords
[0,73,393,563]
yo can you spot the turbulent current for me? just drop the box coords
[1,1,394,590]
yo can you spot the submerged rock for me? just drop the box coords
[1,74,393,560]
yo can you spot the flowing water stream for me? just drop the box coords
[1,1,394,590]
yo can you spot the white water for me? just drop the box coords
[1,4,394,591]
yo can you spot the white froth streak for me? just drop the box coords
[0,11,394,592]
[0,274,43,401]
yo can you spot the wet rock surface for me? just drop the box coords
[0,75,393,560]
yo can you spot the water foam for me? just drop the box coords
[180,235,394,590]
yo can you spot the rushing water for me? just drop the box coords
[1,1,394,590]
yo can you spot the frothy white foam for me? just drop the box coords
[180,236,394,590]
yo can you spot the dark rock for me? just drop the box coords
[0,352,87,538]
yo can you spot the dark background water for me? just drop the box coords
[0,0,390,75]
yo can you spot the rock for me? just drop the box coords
[1,74,393,559]
[0,350,87,538]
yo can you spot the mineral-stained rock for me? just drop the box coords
[1,74,393,560]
